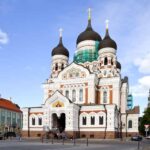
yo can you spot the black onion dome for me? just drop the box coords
[116,61,121,69]
[76,20,102,44]
[51,37,69,57]
[99,29,117,50]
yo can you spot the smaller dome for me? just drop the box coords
[116,61,121,70]
[51,37,69,57]
[76,20,102,44]
[99,29,117,50]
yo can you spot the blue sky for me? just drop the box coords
[0,0,150,115]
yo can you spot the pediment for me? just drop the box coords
[44,91,71,108]
[58,62,90,80]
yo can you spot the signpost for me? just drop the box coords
[144,124,149,137]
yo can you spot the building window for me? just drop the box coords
[32,118,35,125]
[128,120,132,128]
[1,110,5,124]
[82,117,86,125]
[76,72,79,77]
[72,89,76,102]
[79,89,83,101]
[7,111,11,125]
[55,63,58,71]
[111,58,113,65]
[65,90,69,98]
[103,91,107,103]
[104,57,108,65]
[61,64,64,70]
[38,118,42,125]
[91,116,95,125]
[99,116,103,125]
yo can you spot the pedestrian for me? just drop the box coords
[19,133,22,141]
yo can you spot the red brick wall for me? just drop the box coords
[80,131,118,139]
[22,131,45,137]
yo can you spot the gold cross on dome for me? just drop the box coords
[105,19,109,29]
[88,8,92,20]
[59,28,63,37]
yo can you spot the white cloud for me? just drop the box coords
[134,53,150,74]
[131,76,150,97]
[0,29,9,44]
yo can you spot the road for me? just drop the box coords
[0,138,149,150]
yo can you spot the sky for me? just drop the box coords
[0,0,150,116]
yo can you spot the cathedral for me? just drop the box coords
[22,9,139,139]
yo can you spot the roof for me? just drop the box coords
[122,76,128,83]
[76,20,101,44]
[51,37,69,57]
[0,98,22,113]
[127,106,140,114]
[99,29,117,50]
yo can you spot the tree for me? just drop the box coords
[139,107,150,135]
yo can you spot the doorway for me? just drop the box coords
[52,113,66,133]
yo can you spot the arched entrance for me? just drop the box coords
[52,113,66,133]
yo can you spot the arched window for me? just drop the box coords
[65,90,69,98]
[61,63,64,70]
[103,91,107,103]
[104,57,108,65]
[82,117,86,125]
[111,58,113,65]
[128,120,132,128]
[79,89,83,101]
[38,117,42,125]
[72,89,76,102]
[99,116,103,125]
[32,118,35,125]
[55,63,58,71]
[91,116,95,125]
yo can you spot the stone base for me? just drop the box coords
[22,131,45,137]
[80,131,119,139]
[122,132,139,137]
[22,130,135,139]
[65,131,80,138]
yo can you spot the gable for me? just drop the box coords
[58,62,90,80]
[44,91,71,108]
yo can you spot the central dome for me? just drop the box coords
[76,20,102,45]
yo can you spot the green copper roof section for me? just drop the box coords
[74,41,99,63]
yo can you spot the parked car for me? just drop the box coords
[145,135,150,139]
[131,135,142,141]
[4,132,16,138]
[0,132,4,140]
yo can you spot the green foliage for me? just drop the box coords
[139,107,150,135]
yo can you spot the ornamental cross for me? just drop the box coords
[88,8,91,20]
[59,28,63,37]
[105,19,109,29]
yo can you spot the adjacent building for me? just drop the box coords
[22,10,140,138]
[0,97,22,132]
